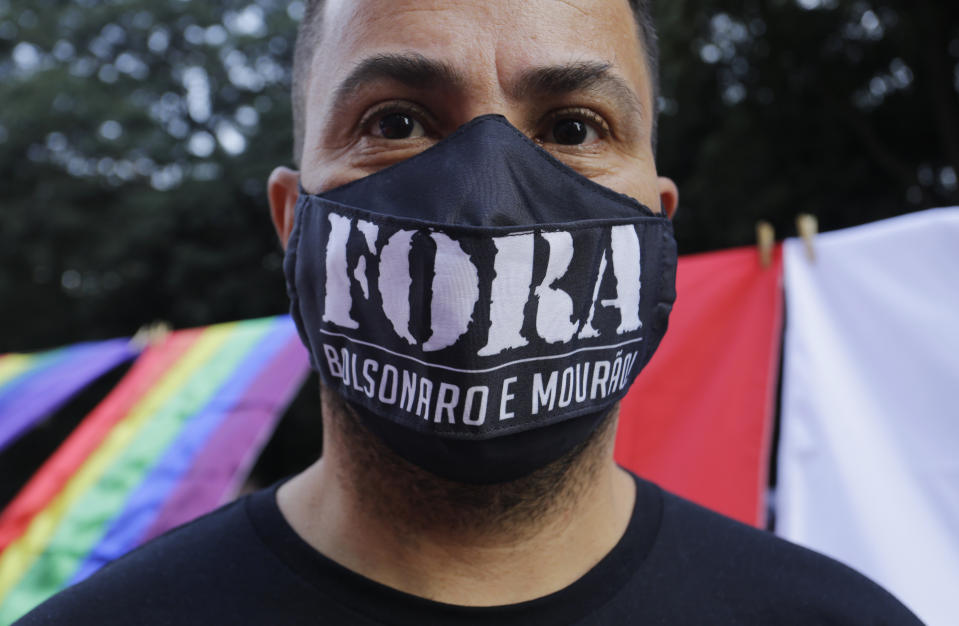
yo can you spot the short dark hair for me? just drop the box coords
[291,0,659,165]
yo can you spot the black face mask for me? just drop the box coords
[285,115,676,484]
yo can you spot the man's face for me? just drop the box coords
[271,0,677,240]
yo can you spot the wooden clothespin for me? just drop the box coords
[795,213,818,262]
[756,221,775,268]
[130,321,172,349]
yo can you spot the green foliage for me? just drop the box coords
[655,0,959,250]
[0,0,299,351]
[1,0,957,351]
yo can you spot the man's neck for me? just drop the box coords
[277,413,636,606]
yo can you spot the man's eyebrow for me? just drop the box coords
[512,61,644,118]
[331,53,465,111]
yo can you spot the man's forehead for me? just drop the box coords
[313,0,649,103]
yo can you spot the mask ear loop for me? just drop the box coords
[283,183,316,371]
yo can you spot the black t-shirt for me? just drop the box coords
[16,475,922,625]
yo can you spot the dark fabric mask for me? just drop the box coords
[284,115,677,483]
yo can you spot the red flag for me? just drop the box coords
[615,245,783,527]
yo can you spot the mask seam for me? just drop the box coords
[307,196,668,235]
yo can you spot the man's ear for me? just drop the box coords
[657,176,679,220]
[268,166,300,249]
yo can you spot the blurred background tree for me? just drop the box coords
[0,0,957,352]
[0,0,299,352]
[658,0,959,251]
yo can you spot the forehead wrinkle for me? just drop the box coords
[510,62,645,119]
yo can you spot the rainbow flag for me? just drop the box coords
[0,339,138,454]
[0,316,311,623]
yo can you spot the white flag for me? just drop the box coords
[777,207,959,626]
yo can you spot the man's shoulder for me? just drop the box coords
[13,489,322,626]
[640,485,922,624]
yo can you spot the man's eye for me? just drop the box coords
[373,112,426,140]
[545,118,599,146]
